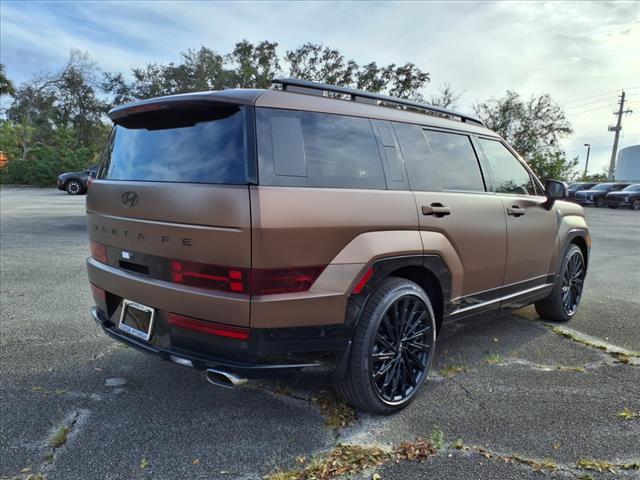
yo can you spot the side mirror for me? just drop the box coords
[543,179,567,210]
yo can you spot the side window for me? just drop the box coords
[256,108,386,190]
[478,138,536,196]
[423,130,486,192]
[393,122,440,191]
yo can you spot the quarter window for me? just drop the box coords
[257,108,386,189]
[478,139,536,195]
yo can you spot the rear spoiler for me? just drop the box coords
[108,90,265,123]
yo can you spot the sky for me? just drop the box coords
[1,0,639,175]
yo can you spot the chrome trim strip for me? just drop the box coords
[448,283,553,316]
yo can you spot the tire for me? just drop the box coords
[631,199,640,211]
[607,205,618,209]
[535,244,585,322]
[595,197,605,208]
[65,180,83,195]
[334,277,437,414]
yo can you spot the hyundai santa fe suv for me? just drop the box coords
[87,79,590,414]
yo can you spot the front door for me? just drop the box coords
[476,138,559,298]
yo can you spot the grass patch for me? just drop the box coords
[616,407,639,420]
[49,426,69,449]
[430,426,444,449]
[439,365,468,378]
[576,458,639,473]
[486,354,502,365]
[556,365,586,373]
[264,439,437,480]
[313,391,357,430]
[139,458,150,470]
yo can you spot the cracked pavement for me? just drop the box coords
[1,188,639,479]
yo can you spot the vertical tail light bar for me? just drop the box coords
[90,240,107,264]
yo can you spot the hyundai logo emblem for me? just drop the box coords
[121,191,139,207]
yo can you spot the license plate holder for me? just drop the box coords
[119,300,156,341]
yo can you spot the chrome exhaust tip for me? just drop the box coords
[205,368,247,389]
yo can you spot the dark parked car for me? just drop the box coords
[57,165,98,195]
[567,182,597,201]
[605,184,640,210]
[574,182,630,207]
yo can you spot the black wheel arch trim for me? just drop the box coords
[560,228,590,273]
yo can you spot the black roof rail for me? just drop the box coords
[272,78,485,127]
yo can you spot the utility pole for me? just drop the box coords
[607,90,633,180]
[583,143,591,179]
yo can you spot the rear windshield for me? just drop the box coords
[98,105,248,184]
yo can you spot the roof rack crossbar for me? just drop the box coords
[272,78,485,126]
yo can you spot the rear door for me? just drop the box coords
[87,103,253,326]
[394,123,507,318]
[475,138,559,297]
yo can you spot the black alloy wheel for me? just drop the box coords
[370,295,433,404]
[65,180,83,195]
[560,249,585,316]
[535,244,586,322]
[595,197,605,208]
[631,199,640,211]
[334,277,436,414]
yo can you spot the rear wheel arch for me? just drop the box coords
[346,255,450,336]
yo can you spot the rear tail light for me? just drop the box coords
[251,266,325,295]
[170,260,325,295]
[171,261,250,293]
[90,240,107,264]
[168,312,249,340]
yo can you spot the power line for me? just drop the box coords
[564,96,617,110]
[560,87,640,106]
[566,104,615,116]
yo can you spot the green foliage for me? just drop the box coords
[0,64,15,96]
[474,91,573,161]
[0,123,101,186]
[527,151,579,182]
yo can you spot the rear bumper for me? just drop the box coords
[91,306,346,377]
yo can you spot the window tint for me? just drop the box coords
[423,130,485,192]
[478,138,535,195]
[393,122,440,191]
[99,106,247,184]
[257,108,386,189]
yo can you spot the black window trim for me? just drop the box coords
[474,135,545,197]
[419,127,491,194]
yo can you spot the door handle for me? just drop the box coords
[422,203,451,217]
[507,206,526,217]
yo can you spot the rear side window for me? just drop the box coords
[99,106,247,184]
[478,138,536,195]
[423,130,486,192]
[257,108,386,189]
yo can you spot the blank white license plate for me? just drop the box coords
[119,300,155,341]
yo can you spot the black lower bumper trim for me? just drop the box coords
[90,307,326,377]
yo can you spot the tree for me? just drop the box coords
[0,64,15,96]
[429,84,462,109]
[527,151,579,182]
[473,91,573,160]
[103,41,431,105]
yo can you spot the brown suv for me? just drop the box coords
[87,79,590,414]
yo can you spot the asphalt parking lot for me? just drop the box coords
[1,187,639,480]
